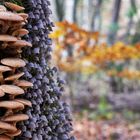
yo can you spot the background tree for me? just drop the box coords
[91,0,103,31]
[125,0,137,43]
[108,0,122,44]
[55,0,65,21]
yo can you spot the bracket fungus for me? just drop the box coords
[0,89,5,97]
[0,85,24,96]
[0,35,17,42]
[14,99,32,107]
[1,58,26,68]
[8,40,32,48]
[0,121,17,132]
[4,72,24,81]
[0,12,23,22]
[0,65,12,84]
[4,2,25,12]
[0,135,11,140]
[0,2,32,139]
[14,80,33,88]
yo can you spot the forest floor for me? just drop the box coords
[73,113,140,140]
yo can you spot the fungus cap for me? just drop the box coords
[0,12,23,21]
[0,65,12,72]
[0,5,7,12]
[12,29,29,37]
[9,40,32,48]
[14,99,32,107]
[5,72,24,81]
[0,85,24,95]
[1,58,26,68]
[5,129,21,137]
[3,114,29,122]
[0,89,5,97]
[14,80,33,87]
[18,13,28,20]
[5,2,25,12]
[0,101,24,109]
[0,35,17,42]
[0,135,11,140]
[0,121,17,132]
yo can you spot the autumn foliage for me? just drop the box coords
[50,21,140,79]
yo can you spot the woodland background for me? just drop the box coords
[50,0,140,139]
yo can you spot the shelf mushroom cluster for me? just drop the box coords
[0,2,32,140]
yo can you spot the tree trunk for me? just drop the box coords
[108,0,122,44]
[65,0,75,22]
[55,0,65,21]
[125,0,137,43]
[73,0,79,23]
[91,0,103,31]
